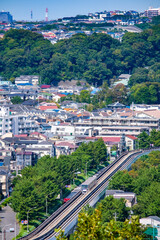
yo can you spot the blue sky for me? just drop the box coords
[1,0,160,21]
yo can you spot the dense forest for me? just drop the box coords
[0,18,160,88]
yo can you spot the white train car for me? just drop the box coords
[81,176,97,193]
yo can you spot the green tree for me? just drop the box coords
[108,170,133,192]
[133,182,160,217]
[138,131,150,149]
[11,96,23,104]
[73,208,104,240]
[97,196,129,223]
[93,138,107,165]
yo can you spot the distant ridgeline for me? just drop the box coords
[0,16,160,87]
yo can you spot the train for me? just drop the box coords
[63,176,97,202]
[81,176,97,193]
[63,187,81,203]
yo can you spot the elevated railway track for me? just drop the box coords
[18,149,159,240]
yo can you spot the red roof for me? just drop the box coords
[86,136,121,143]
[98,137,121,143]
[56,93,66,98]
[126,135,137,140]
[39,105,58,111]
[55,142,77,148]
[14,134,28,138]
[86,137,97,140]
[30,131,46,137]
[40,85,51,89]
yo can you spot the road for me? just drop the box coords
[0,205,20,240]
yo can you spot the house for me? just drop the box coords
[105,190,137,207]
[86,136,121,154]
[0,167,10,196]
[113,74,131,86]
[40,123,52,132]
[29,132,47,141]
[51,123,75,136]
[26,141,55,158]
[39,105,58,111]
[107,102,126,110]
[125,135,137,150]
[140,216,160,226]
[55,141,77,157]
[140,216,160,239]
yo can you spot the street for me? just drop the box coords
[0,205,20,240]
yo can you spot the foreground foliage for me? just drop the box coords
[56,208,145,240]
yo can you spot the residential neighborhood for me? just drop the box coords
[1,3,160,239]
[0,75,160,198]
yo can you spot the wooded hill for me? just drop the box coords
[0,17,160,87]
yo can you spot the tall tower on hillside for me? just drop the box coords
[45,8,48,22]
[31,10,33,20]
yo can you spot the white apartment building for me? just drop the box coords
[0,106,39,136]
[51,124,75,136]
[145,7,160,18]
[15,75,39,85]
[73,114,159,136]
[51,123,92,136]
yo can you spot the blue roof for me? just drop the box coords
[60,92,73,95]
[17,83,33,86]
[91,88,100,94]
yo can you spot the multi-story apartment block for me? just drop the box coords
[11,151,38,171]
[0,106,39,136]
[15,75,39,85]
[145,7,160,18]
[0,11,13,23]
[73,113,159,136]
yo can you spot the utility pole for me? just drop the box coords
[113,212,118,221]
[15,222,17,240]
[27,207,36,232]
[86,162,87,178]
